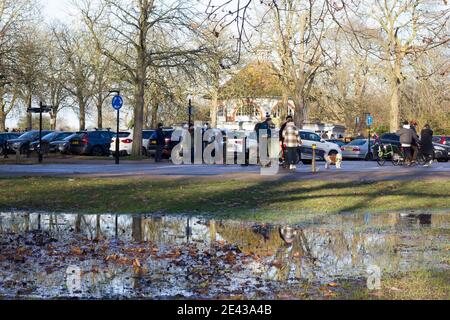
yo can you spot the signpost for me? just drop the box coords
[27,102,52,163]
[111,93,123,165]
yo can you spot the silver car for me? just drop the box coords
[341,139,374,160]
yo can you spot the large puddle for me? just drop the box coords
[0,212,448,299]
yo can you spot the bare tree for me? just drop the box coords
[267,0,335,126]
[52,25,94,130]
[0,0,41,130]
[328,0,450,131]
[80,0,210,157]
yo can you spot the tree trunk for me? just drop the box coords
[150,101,158,129]
[143,100,150,129]
[0,104,6,132]
[97,100,103,129]
[27,93,32,131]
[79,99,86,131]
[210,92,218,128]
[389,80,400,132]
[281,91,289,120]
[389,59,402,132]
[50,112,57,130]
[294,93,305,128]
[132,72,145,157]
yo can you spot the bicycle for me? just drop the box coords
[392,146,427,166]
[374,142,395,166]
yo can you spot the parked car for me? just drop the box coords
[298,130,342,164]
[68,130,116,156]
[29,131,74,153]
[110,130,155,156]
[326,139,346,148]
[50,133,78,154]
[433,143,449,162]
[379,133,401,148]
[432,135,450,147]
[147,128,176,158]
[6,130,53,154]
[0,132,21,154]
[341,139,375,160]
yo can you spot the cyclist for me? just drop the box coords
[397,120,419,166]
[420,124,434,167]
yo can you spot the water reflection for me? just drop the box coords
[0,211,448,299]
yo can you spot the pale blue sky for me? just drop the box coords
[42,0,75,22]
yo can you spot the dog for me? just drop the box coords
[325,153,342,169]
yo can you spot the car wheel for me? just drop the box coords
[91,146,104,157]
[365,152,373,161]
[142,147,147,157]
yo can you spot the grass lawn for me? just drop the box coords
[0,177,449,222]
[339,270,450,300]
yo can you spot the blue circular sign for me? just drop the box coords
[112,95,123,110]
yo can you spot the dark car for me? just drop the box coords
[7,130,53,154]
[68,130,116,156]
[29,131,74,153]
[379,133,401,148]
[147,128,176,158]
[433,143,449,162]
[49,133,78,154]
[432,135,450,147]
[0,132,21,155]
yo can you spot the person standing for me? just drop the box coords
[279,115,293,166]
[397,120,418,165]
[420,124,434,167]
[410,120,419,162]
[282,118,301,171]
[155,123,165,163]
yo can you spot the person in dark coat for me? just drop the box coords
[420,124,434,167]
[155,123,165,163]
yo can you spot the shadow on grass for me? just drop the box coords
[0,176,448,222]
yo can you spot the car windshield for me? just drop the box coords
[348,139,367,146]
[17,131,39,140]
[41,132,61,141]
[143,131,155,139]
[63,133,78,141]
[116,132,130,138]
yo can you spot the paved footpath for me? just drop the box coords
[0,160,449,181]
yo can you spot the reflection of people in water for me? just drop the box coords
[398,214,432,227]
[268,226,316,281]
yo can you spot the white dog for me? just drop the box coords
[325,153,342,169]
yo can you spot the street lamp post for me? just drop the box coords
[27,102,52,163]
